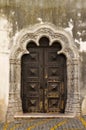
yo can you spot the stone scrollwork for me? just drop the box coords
[20,33,37,44]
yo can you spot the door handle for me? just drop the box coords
[45,74,48,87]
[45,89,47,96]
[45,74,48,79]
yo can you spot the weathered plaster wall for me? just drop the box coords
[0,56,9,121]
[0,15,10,121]
[0,0,86,121]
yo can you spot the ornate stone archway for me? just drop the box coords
[6,23,81,121]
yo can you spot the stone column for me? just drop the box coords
[65,59,74,114]
[6,59,22,122]
[72,58,81,116]
[14,60,22,114]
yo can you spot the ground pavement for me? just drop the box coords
[0,116,86,130]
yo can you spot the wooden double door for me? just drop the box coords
[21,43,67,113]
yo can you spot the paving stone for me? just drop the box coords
[0,116,86,130]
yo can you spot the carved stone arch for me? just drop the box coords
[7,23,81,122]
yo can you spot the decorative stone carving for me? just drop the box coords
[6,23,81,122]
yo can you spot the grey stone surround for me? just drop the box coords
[6,23,81,122]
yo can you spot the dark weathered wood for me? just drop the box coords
[21,39,67,113]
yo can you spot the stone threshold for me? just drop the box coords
[14,113,76,119]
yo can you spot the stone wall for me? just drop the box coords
[0,0,86,121]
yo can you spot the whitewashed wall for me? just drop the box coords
[0,16,11,121]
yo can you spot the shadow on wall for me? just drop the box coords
[0,99,7,122]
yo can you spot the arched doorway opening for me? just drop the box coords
[21,37,67,113]
[6,23,81,122]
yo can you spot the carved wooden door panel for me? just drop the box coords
[44,47,67,113]
[21,44,67,113]
[21,48,44,113]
